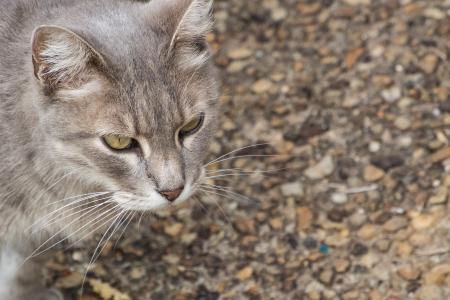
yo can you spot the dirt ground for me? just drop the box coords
[46,0,450,299]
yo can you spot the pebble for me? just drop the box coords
[424,264,450,284]
[381,87,401,102]
[363,165,385,182]
[383,216,409,232]
[428,186,448,205]
[237,266,253,281]
[251,79,273,94]
[351,242,369,256]
[227,47,252,60]
[420,56,440,76]
[417,285,445,300]
[164,223,184,237]
[411,213,436,230]
[280,182,304,197]
[397,265,421,281]
[331,192,348,204]
[304,156,335,180]
[55,272,83,289]
[424,7,446,19]
[297,206,314,232]
[357,224,378,240]
[343,0,371,5]
[334,259,351,273]
[318,269,335,286]
[394,116,412,130]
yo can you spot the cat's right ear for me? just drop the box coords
[31,25,105,89]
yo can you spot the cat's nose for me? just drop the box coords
[159,186,184,202]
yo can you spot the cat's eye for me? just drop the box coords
[103,135,135,151]
[179,114,205,138]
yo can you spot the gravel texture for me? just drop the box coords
[45,0,450,299]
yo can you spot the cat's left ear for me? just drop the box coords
[31,25,105,89]
[167,0,213,69]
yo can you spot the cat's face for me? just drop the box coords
[30,0,218,211]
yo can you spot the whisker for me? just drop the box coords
[197,189,233,226]
[80,208,126,296]
[205,143,272,166]
[25,200,118,261]
[44,191,111,207]
[200,184,253,203]
[205,167,288,175]
[114,210,136,248]
[197,186,250,204]
[206,154,278,167]
[29,193,114,232]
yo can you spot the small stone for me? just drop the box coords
[303,236,318,249]
[349,211,368,228]
[181,233,197,245]
[227,47,252,60]
[417,285,444,300]
[272,8,287,21]
[297,3,321,15]
[269,217,283,230]
[227,61,247,73]
[363,165,385,182]
[334,259,351,273]
[375,239,391,252]
[397,265,420,281]
[342,290,361,300]
[331,192,348,204]
[370,155,404,171]
[342,96,361,108]
[351,242,369,256]
[424,7,446,19]
[418,54,440,74]
[345,47,365,69]
[164,223,183,237]
[236,266,253,281]
[297,206,314,232]
[395,242,413,257]
[55,272,83,289]
[318,269,335,286]
[369,290,382,300]
[383,216,409,232]
[361,252,379,268]
[251,79,273,94]
[357,224,378,240]
[343,0,371,5]
[394,116,411,130]
[424,264,450,284]
[305,156,335,179]
[428,186,448,205]
[130,267,146,280]
[411,214,436,230]
[381,87,401,102]
[280,182,304,197]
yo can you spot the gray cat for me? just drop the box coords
[0,0,219,298]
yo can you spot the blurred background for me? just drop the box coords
[47,0,450,299]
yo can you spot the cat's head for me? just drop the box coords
[30,0,219,210]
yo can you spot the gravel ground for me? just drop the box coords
[45,0,450,299]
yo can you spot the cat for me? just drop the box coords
[0,0,219,299]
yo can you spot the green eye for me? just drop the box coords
[179,114,204,137]
[103,135,134,150]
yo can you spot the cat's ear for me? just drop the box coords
[31,25,105,88]
[167,0,213,69]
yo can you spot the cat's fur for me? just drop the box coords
[0,0,218,298]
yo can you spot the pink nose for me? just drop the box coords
[159,187,184,202]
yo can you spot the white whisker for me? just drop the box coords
[205,143,271,166]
